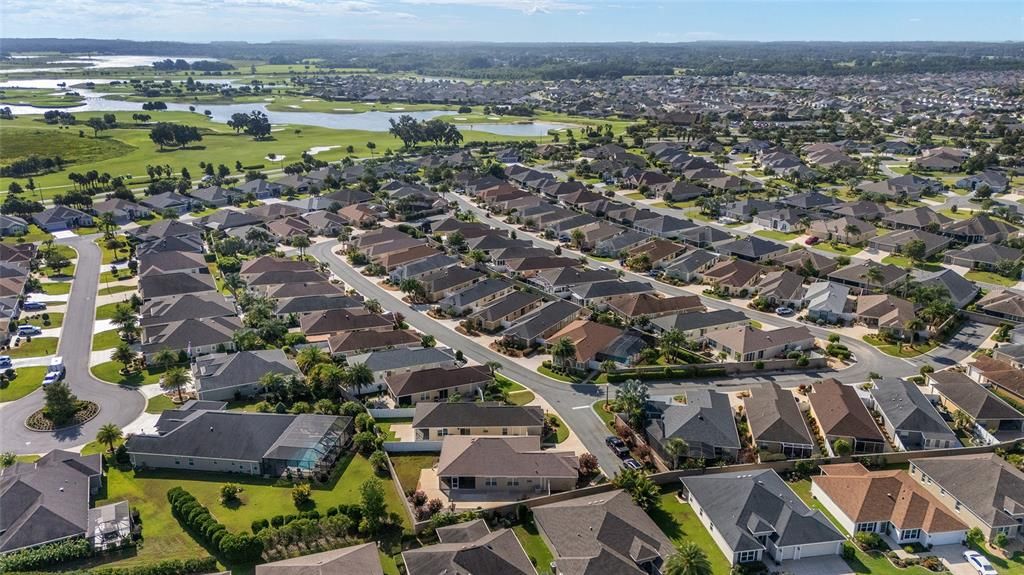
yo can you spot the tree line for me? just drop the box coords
[387,115,463,149]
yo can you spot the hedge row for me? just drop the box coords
[167,487,263,564]
[0,538,92,573]
[9,557,220,575]
[252,504,365,534]
[606,366,727,383]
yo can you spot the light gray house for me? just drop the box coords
[645,390,741,464]
[804,281,853,324]
[868,378,959,451]
[682,469,845,565]
[346,347,457,388]
[31,205,94,232]
[193,350,300,402]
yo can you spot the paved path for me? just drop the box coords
[0,235,145,454]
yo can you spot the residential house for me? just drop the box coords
[707,325,815,363]
[439,278,516,315]
[868,378,959,451]
[500,300,587,349]
[701,259,764,296]
[140,192,193,215]
[743,383,815,459]
[193,350,300,402]
[956,170,1009,193]
[646,390,741,464]
[547,319,626,371]
[139,292,235,329]
[943,243,1022,271]
[533,489,676,575]
[346,347,457,387]
[807,378,886,454]
[32,205,94,232]
[753,270,807,308]
[918,269,979,310]
[974,289,1024,323]
[138,250,207,277]
[420,266,485,303]
[867,229,950,258]
[234,178,285,200]
[191,185,240,207]
[856,294,924,340]
[624,238,687,267]
[469,291,546,332]
[605,293,703,321]
[569,280,655,308]
[140,315,242,359]
[435,436,577,499]
[411,402,545,441]
[928,369,1024,438]
[811,463,966,546]
[910,454,1024,541]
[828,200,892,221]
[805,281,853,324]
[968,355,1024,402]
[386,365,492,406]
[857,175,943,201]
[126,408,351,476]
[828,261,908,293]
[403,520,537,575]
[91,198,151,225]
[881,206,952,232]
[774,249,839,278]
[809,216,877,246]
[942,215,1018,244]
[0,215,28,237]
[715,236,789,263]
[530,267,618,298]
[649,309,749,342]
[327,329,421,357]
[255,543,383,575]
[682,469,845,565]
[663,248,720,282]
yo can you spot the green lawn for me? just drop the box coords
[92,361,172,387]
[0,366,48,402]
[966,270,1019,288]
[495,373,536,405]
[97,237,130,264]
[386,453,438,495]
[537,365,584,383]
[39,281,72,295]
[814,242,864,256]
[92,329,123,351]
[7,337,59,358]
[94,452,407,569]
[96,300,132,320]
[647,492,731,574]
[146,394,177,414]
[624,192,646,200]
[753,229,800,241]
[544,414,570,444]
[1,224,54,245]
[100,270,135,284]
[513,521,556,575]
[862,334,940,358]
[938,208,972,220]
[99,285,137,297]
[23,311,64,329]
[880,255,942,272]
[593,400,616,428]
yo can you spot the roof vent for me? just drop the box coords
[59,487,64,492]
[210,426,215,431]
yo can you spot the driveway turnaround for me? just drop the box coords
[0,235,146,454]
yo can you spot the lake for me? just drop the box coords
[0,81,571,136]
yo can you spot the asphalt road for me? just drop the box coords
[0,235,145,454]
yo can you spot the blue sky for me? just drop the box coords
[2,0,1022,43]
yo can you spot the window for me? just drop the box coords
[737,550,759,563]
[856,523,875,533]
[188,458,194,466]
[900,529,921,542]
[174,459,180,465]
[955,501,961,512]
[502,428,509,436]
[439,428,449,437]
[459,428,470,436]
[507,478,520,487]
[485,478,497,487]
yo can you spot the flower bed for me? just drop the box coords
[26,400,99,431]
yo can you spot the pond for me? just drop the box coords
[0,82,572,136]
[1,55,216,74]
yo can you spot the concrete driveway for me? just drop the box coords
[930,545,981,575]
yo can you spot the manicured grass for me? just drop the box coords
[100,270,135,284]
[862,334,940,358]
[23,311,64,328]
[92,361,171,387]
[814,242,864,256]
[966,270,1019,287]
[753,229,800,241]
[593,400,616,428]
[389,453,438,495]
[97,236,130,264]
[544,414,570,444]
[624,192,646,200]
[39,281,71,295]
[648,492,731,574]
[513,521,555,575]
[537,365,583,383]
[7,337,59,358]
[96,300,132,320]
[1,224,54,244]
[938,208,972,220]
[146,394,178,414]
[495,373,536,405]
[92,329,123,351]
[94,453,408,568]
[880,255,942,272]
[0,366,48,402]
[99,285,137,297]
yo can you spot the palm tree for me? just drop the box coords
[904,318,925,345]
[843,223,861,245]
[570,228,585,250]
[111,303,138,342]
[663,542,713,575]
[660,328,686,362]
[346,362,374,396]
[664,437,689,469]
[110,343,137,373]
[223,272,245,298]
[291,234,311,259]
[600,359,617,375]
[364,298,383,314]
[484,361,502,377]
[161,366,190,402]
[152,348,178,372]
[296,346,329,374]
[549,337,577,370]
[96,423,123,454]
[861,265,885,291]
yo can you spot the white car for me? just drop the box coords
[42,372,61,386]
[963,550,997,575]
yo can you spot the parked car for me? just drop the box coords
[22,301,46,311]
[963,551,996,575]
[805,236,820,245]
[775,306,794,316]
[0,355,11,369]
[605,436,629,457]
[622,459,643,470]
[17,325,41,336]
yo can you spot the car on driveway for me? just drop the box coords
[805,236,820,245]
[17,325,41,336]
[22,301,46,311]
[963,551,997,575]
[0,356,11,369]
[775,306,794,316]
[622,458,643,470]
[605,436,629,457]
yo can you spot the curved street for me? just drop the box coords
[0,235,145,454]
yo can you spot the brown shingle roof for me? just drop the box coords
[808,378,885,442]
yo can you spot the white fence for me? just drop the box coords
[370,408,416,419]
[383,441,442,453]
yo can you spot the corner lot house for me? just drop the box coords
[436,436,577,500]
[412,402,544,441]
[646,390,741,464]
[911,454,1024,541]
[682,469,845,565]
[533,489,676,574]
[0,450,130,553]
[32,205,94,232]
[126,408,352,476]
[811,463,966,546]
[869,378,959,451]
[386,365,492,405]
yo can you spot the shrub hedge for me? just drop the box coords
[167,487,262,564]
[0,538,92,572]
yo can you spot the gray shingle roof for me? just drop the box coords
[912,454,1024,529]
[870,378,958,443]
[646,391,741,456]
[412,402,544,429]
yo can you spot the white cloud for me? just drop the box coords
[398,0,588,14]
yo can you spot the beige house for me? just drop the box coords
[411,403,545,441]
[436,436,578,500]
